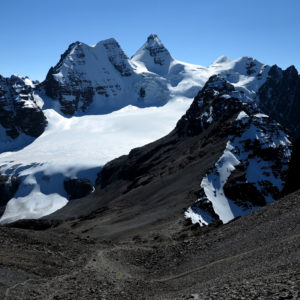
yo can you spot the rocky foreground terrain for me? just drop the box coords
[0,189,299,299]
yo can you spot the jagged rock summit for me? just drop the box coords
[131,34,174,75]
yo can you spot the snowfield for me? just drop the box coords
[0,97,192,223]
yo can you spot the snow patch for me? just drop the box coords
[201,141,241,223]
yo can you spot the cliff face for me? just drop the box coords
[0,74,46,143]
[258,65,300,137]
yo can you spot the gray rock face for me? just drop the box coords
[103,39,133,77]
[144,34,172,67]
[258,65,300,137]
[0,75,47,140]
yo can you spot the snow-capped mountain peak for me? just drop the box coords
[41,35,273,117]
[42,37,138,114]
[93,37,118,47]
[145,33,166,49]
[42,36,175,115]
[91,37,134,77]
[131,34,173,76]
[48,37,134,84]
[212,55,232,65]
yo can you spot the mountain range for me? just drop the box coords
[0,34,299,227]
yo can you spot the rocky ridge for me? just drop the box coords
[0,75,46,146]
[176,76,291,225]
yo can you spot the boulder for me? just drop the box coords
[64,178,94,200]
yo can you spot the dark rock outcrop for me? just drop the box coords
[176,75,242,137]
[0,75,47,140]
[189,189,221,224]
[64,178,94,200]
[223,165,266,208]
[283,138,300,194]
[0,175,20,207]
[258,65,300,137]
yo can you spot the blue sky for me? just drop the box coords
[1,0,299,81]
